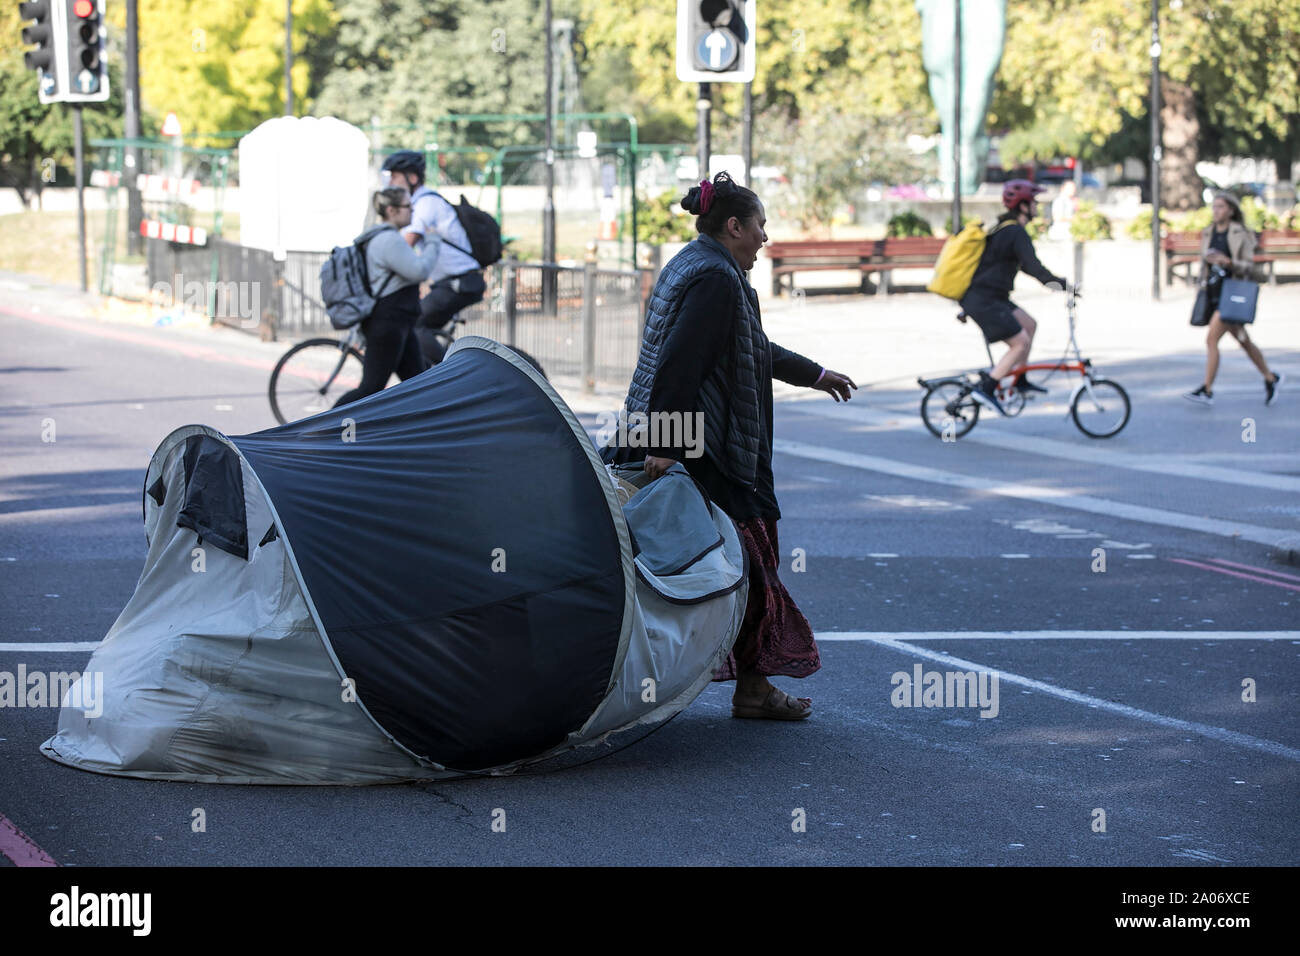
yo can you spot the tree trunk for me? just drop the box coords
[1160,76,1202,211]
[1272,123,1298,185]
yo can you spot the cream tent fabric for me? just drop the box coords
[42,338,747,783]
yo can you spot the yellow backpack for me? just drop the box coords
[926,220,1014,300]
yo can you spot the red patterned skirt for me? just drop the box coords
[712,516,821,681]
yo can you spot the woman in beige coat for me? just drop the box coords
[1185,193,1283,406]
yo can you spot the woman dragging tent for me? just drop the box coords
[604,172,856,719]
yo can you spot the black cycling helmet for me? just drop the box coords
[381,150,426,177]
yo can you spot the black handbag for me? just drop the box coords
[1189,288,1210,326]
[1218,278,1259,323]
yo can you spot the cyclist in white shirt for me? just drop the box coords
[381,150,487,363]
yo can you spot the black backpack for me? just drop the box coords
[432,192,503,268]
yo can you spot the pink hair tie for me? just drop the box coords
[698,179,714,214]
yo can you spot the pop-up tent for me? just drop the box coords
[41,337,747,784]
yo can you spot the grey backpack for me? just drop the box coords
[320,236,387,330]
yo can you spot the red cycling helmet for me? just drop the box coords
[1002,179,1046,209]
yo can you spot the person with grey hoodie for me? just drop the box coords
[334,187,442,408]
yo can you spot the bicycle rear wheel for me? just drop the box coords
[921,379,980,439]
[269,338,365,425]
[1071,378,1130,438]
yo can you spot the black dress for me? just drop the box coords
[1205,228,1231,313]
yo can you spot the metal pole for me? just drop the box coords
[125,0,143,254]
[1150,0,1162,300]
[582,258,596,393]
[697,82,712,183]
[504,258,518,346]
[75,107,87,292]
[284,0,293,115]
[951,0,963,230]
[742,82,753,186]
[1073,157,1084,283]
[543,0,557,316]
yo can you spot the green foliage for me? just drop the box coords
[886,211,933,237]
[942,214,983,235]
[107,0,336,140]
[1240,196,1282,232]
[1287,204,1300,232]
[1024,217,1047,240]
[994,0,1300,169]
[1170,206,1213,233]
[314,0,547,148]
[1,5,128,205]
[1069,201,1111,241]
[636,190,696,245]
[576,0,934,168]
[1124,208,1173,240]
[762,106,929,234]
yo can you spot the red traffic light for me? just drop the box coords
[73,0,93,16]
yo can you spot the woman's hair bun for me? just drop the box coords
[680,185,703,215]
[678,170,762,238]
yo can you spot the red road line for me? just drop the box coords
[1,304,281,376]
[1169,557,1300,593]
[1208,557,1300,584]
[0,812,58,866]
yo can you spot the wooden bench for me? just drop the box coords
[1162,232,1203,285]
[1257,230,1300,284]
[876,236,948,294]
[766,239,879,296]
[1164,229,1300,285]
[766,236,950,296]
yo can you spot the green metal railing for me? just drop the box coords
[430,112,641,265]
[90,137,231,311]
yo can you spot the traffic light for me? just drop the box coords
[64,0,109,102]
[676,0,757,83]
[17,0,64,102]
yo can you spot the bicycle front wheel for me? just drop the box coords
[269,338,365,425]
[1071,378,1130,438]
[921,379,979,439]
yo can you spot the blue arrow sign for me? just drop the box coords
[697,29,737,71]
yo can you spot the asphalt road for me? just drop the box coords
[1,274,1297,867]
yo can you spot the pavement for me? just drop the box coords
[0,267,1297,868]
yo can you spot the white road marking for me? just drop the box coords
[834,634,1300,762]
[0,642,102,652]
[865,494,969,510]
[867,552,900,558]
[1000,553,1031,558]
[1127,553,1157,559]
[787,400,1300,493]
[774,438,1298,551]
[815,631,1298,641]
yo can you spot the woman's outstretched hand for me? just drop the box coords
[814,370,857,402]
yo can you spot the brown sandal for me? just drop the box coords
[731,687,812,720]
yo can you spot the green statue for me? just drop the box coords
[916,0,1007,196]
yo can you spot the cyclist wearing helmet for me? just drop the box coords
[380,150,486,364]
[961,178,1070,414]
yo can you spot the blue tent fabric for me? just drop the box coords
[230,341,627,770]
[41,337,748,783]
